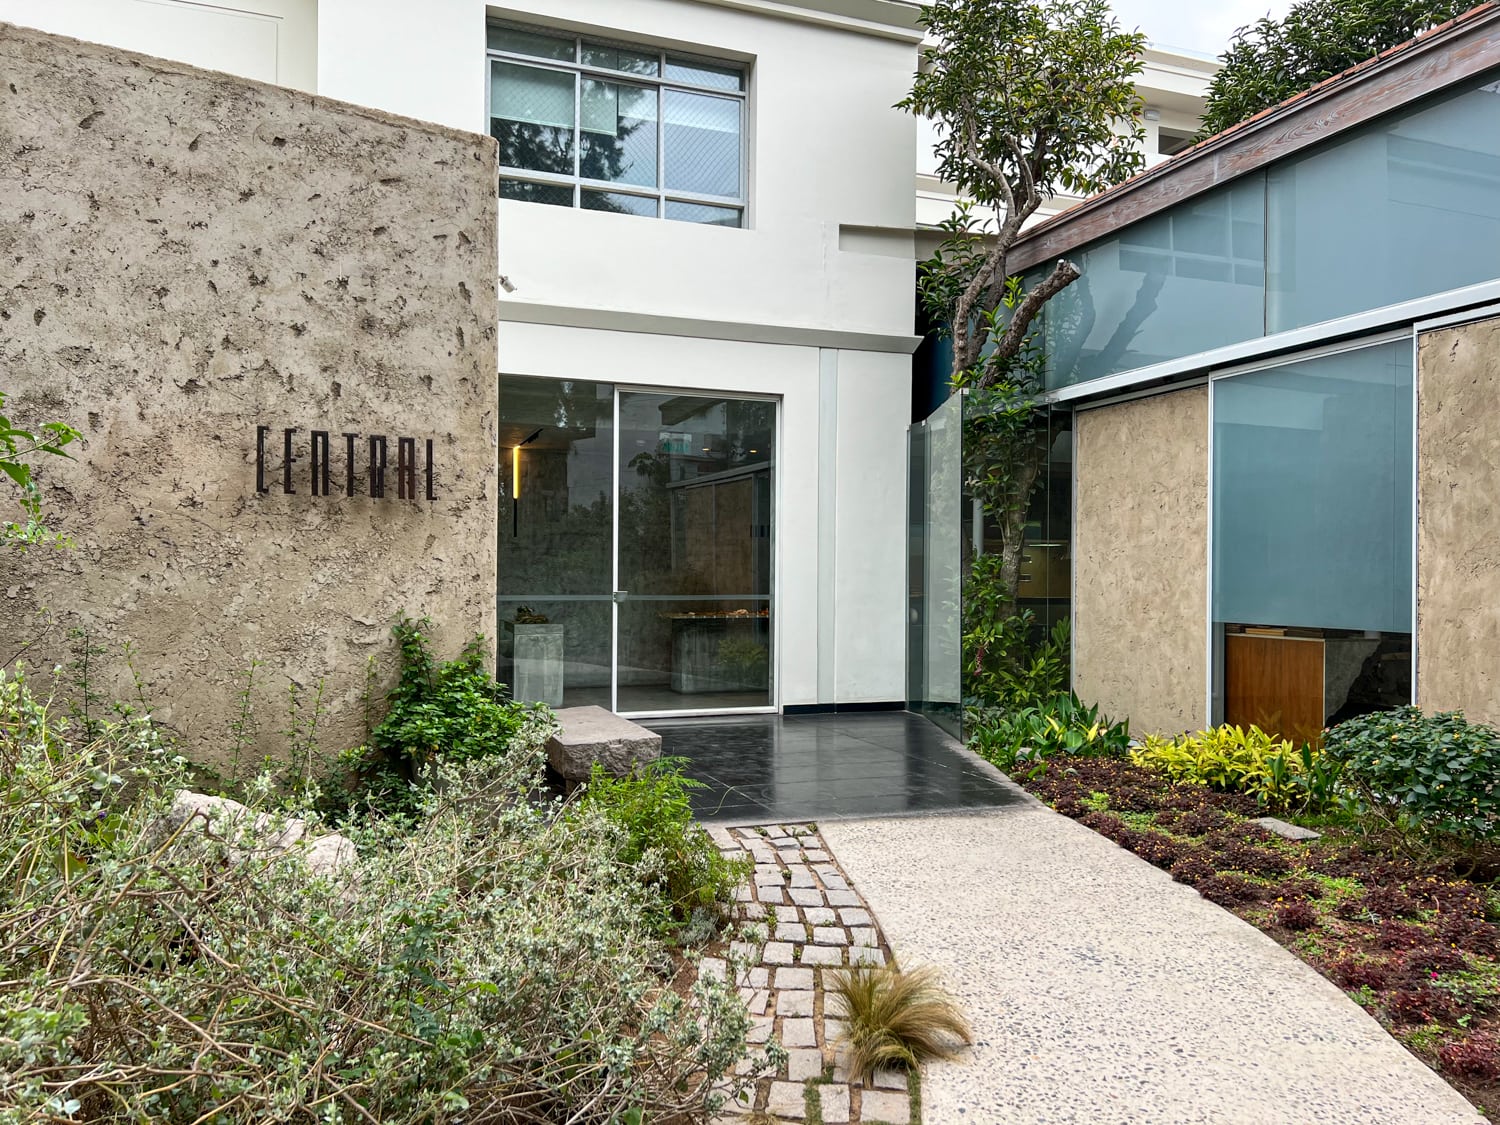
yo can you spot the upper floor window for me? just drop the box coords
[487,22,746,228]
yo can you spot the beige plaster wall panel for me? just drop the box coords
[1073,387,1208,735]
[1417,316,1500,724]
[0,23,499,769]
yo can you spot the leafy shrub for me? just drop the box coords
[1324,706,1500,851]
[1196,874,1266,906]
[331,614,541,819]
[1387,987,1456,1026]
[580,758,749,939]
[963,555,1070,710]
[1402,945,1469,976]
[1271,899,1319,931]
[0,670,756,1122]
[1131,724,1343,812]
[1440,1035,1500,1081]
[1329,957,1392,991]
[1168,852,1219,888]
[968,692,1130,772]
[826,965,972,1082]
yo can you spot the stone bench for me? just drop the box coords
[546,705,661,783]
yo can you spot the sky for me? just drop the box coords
[1109,0,1295,58]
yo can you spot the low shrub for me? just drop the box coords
[329,614,543,819]
[1374,920,1430,950]
[1131,725,1343,812]
[1168,852,1219,888]
[1387,987,1457,1026]
[1196,874,1266,907]
[1441,1035,1500,1081]
[1324,706,1500,854]
[1403,945,1470,976]
[0,669,756,1122]
[968,692,1130,772]
[1329,956,1392,991]
[1271,899,1319,931]
[1363,885,1425,920]
[578,758,749,939]
[963,554,1069,710]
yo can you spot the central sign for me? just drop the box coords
[255,426,437,501]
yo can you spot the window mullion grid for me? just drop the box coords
[572,56,581,206]
[657,72,666,218]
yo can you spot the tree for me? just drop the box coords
[1199,0,1476,138]
[902,0,1146,621]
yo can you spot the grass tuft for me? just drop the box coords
[826,964,972,1083]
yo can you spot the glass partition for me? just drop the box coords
[1267,75,1500,332]
[907,393,963,736]
[1211,338,1414,743]
[1044,178,1266,389]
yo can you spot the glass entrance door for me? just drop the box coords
[499,376,776,715]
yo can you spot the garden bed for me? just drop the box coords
[1005,755,1500,1116]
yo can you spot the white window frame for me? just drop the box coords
[486,20,748,226]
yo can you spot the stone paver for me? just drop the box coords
[860,1088,911,1123]
[821,787,1486,1125]
[706,823,908,1124]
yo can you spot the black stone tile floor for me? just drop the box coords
[645,710,1025,825]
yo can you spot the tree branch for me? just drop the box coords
[981,257,1080,385]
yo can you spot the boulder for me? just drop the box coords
[160,790,357,875]
[547,705,662,781]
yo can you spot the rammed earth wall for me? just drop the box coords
[0,22,499,767]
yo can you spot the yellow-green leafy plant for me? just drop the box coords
[826,964,973,1081]
[1131,724,1343,812]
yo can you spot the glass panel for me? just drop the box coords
[580,79,658,187]
[582,40,660,76]
[499,376,615,595]
[488,24,575,62]
[664,90,741,198]
[617,392,775,712]
[907,393,963,736]
[1267,74,1500,332]
[1045,177,1266,389]
[1015,406,1073,641]
[500,179,573,207]
[666,56,744,91]
[666,200,742,227]
[1213,339,1413,634]
[582,190,657,217]
[491,61,575,176]
[496,599,612,709]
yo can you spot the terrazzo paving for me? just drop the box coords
[704,823,919,1124]
[820,773,1487,1125]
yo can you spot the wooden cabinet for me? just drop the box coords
[1224,633,1325,747]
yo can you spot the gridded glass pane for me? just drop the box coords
[488,24,575,62]
[491,62,575,176]
[580,79,657,187]
[666,200,742,227]
[500,179,573,207]
[496,599,612,709]
[666,56,744,91]
[582,190,657,217]
[664,90,741,198]
[1267,75,1500,332]
[1045,177,1265,389]
[582,41,659,76]
[1213,340,1413,633]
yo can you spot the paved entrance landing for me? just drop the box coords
[647,711,1022,824]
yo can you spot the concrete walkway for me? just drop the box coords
[820,781,1485,1125]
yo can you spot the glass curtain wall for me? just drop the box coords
[498,375,775,714]
[1211,338,1414,745]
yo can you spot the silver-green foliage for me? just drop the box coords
[0,670,754,1123]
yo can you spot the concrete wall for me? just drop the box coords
[1073,387,1208,735]
[1417,314,1500,723]
[0,0,318,91]
[0,24,499,767]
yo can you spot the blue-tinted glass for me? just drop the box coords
[1213,340,1413,633]
[488,24,574,62]
[666,56,743,91]
[580,79,657,187]
[1267,74,1500,332]
[1044,177,1265,389]
[664,90,741,198]
[665,200,741,227]
[582,41,659,76]
[582,190,656,217]
[500,179,573,207]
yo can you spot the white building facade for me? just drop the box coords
[5,0,928,715]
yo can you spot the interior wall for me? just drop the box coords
[0,23,499,769]
[1073,387,1209,735]
[1417,313,1500,723]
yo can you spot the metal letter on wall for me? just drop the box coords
[343,432,359,497]
[310,430,331,497]
[397,436,416,500]
[282,427,297,494]
[368,435,387,499]
[425,438,437,501]
[256,425,271,493]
